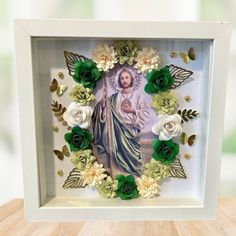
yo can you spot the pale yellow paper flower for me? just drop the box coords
[81,162,107,186]
[96,176,118,198]
[92,44,117,71]
[71,149,96,171]
[134,47,160,74]
[136,175,159,198]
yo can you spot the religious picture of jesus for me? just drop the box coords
[92,66,150,177]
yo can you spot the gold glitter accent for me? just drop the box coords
[58,72,64,79]
[57,170,64,176]
[52,125,59,133]
[170,52,177,58]
[185,95,191,102]
[184,153,191,160]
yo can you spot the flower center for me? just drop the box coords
[162,98,170,106]
[72,134,83,146]
[156,76,165,87]
[101,55,110,61]
[81,70,93,81]
[121,46,130,56]
[164,122,175,132]
[159,144,172,158]
[122,183,134,193]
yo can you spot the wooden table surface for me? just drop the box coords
[0,198,236,236]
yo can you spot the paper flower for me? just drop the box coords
[116,174,139,200]
[134,47,160,73]
[144,66,174,94]
[136,175,159,198]
[152,139,179,165]
[69,84,95,105]
[73,59,103,89]
[81,162,107,186]
[92,44,117,71]
[64,126,93,152]
[152,114,183,141]
[114,40,138,65]
[96,176,118,198]
[144,159,170,180]
[152,91,178,115]
[71,149,96,171]
[63,102,93,129]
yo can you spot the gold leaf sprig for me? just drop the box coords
[177,109,199,123]
[51,100,68,126]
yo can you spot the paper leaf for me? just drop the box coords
[177,109,199,123]
[63,168,87,189]
[169,158,187,179]
[64,51,88,76]
[51,100,68,127]
[169,64,193,89]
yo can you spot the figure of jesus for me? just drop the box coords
[92,68,150,176]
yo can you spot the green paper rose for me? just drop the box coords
[73,59,103,89]
[114,40,138,65]
[65,126,93,152]
[152,139,179,165]
[71,149,96,170]
[152,91,178,115]
[116,174,139,200]
[145,66,174,94]
[144,159,170,180]
[97,176,118,199]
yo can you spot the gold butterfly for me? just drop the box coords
[49,79,67,97]
[181,132,196,146]
[53,145,70,160]
[179,47,196,64]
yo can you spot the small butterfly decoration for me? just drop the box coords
[179,47,196,64]
[180,132,196,146]
[53,145,70,160]
[50,78,68,97]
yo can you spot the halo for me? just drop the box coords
[106,64,143,92]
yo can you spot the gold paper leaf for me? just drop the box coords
[63,168,86,189]
[169,64,193,89]
[169,158,187,179]
[64,51,88,76]
[177,109,199,123]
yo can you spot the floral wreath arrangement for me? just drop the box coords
[51,41,199,200]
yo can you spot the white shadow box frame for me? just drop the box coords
[14,20,231,221]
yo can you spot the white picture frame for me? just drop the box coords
[14,20,231,221]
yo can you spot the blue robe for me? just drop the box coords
[92,93,142,176]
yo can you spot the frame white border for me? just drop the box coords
[14,20,231,221]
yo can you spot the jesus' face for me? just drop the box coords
[119,71,132,89]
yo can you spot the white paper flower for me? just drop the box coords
[63,102,93,129]
[134,47,160,73]
[152,114,183,141]
[92,44,117,71]
[81,162,107,186]
[137,175,159,198]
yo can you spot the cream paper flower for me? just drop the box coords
[137,175,159,198]
[134,47,160,73]
[152,114,182,141]
[63,102,93,129]
[92,44,117,71]
[81,162,107,186]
